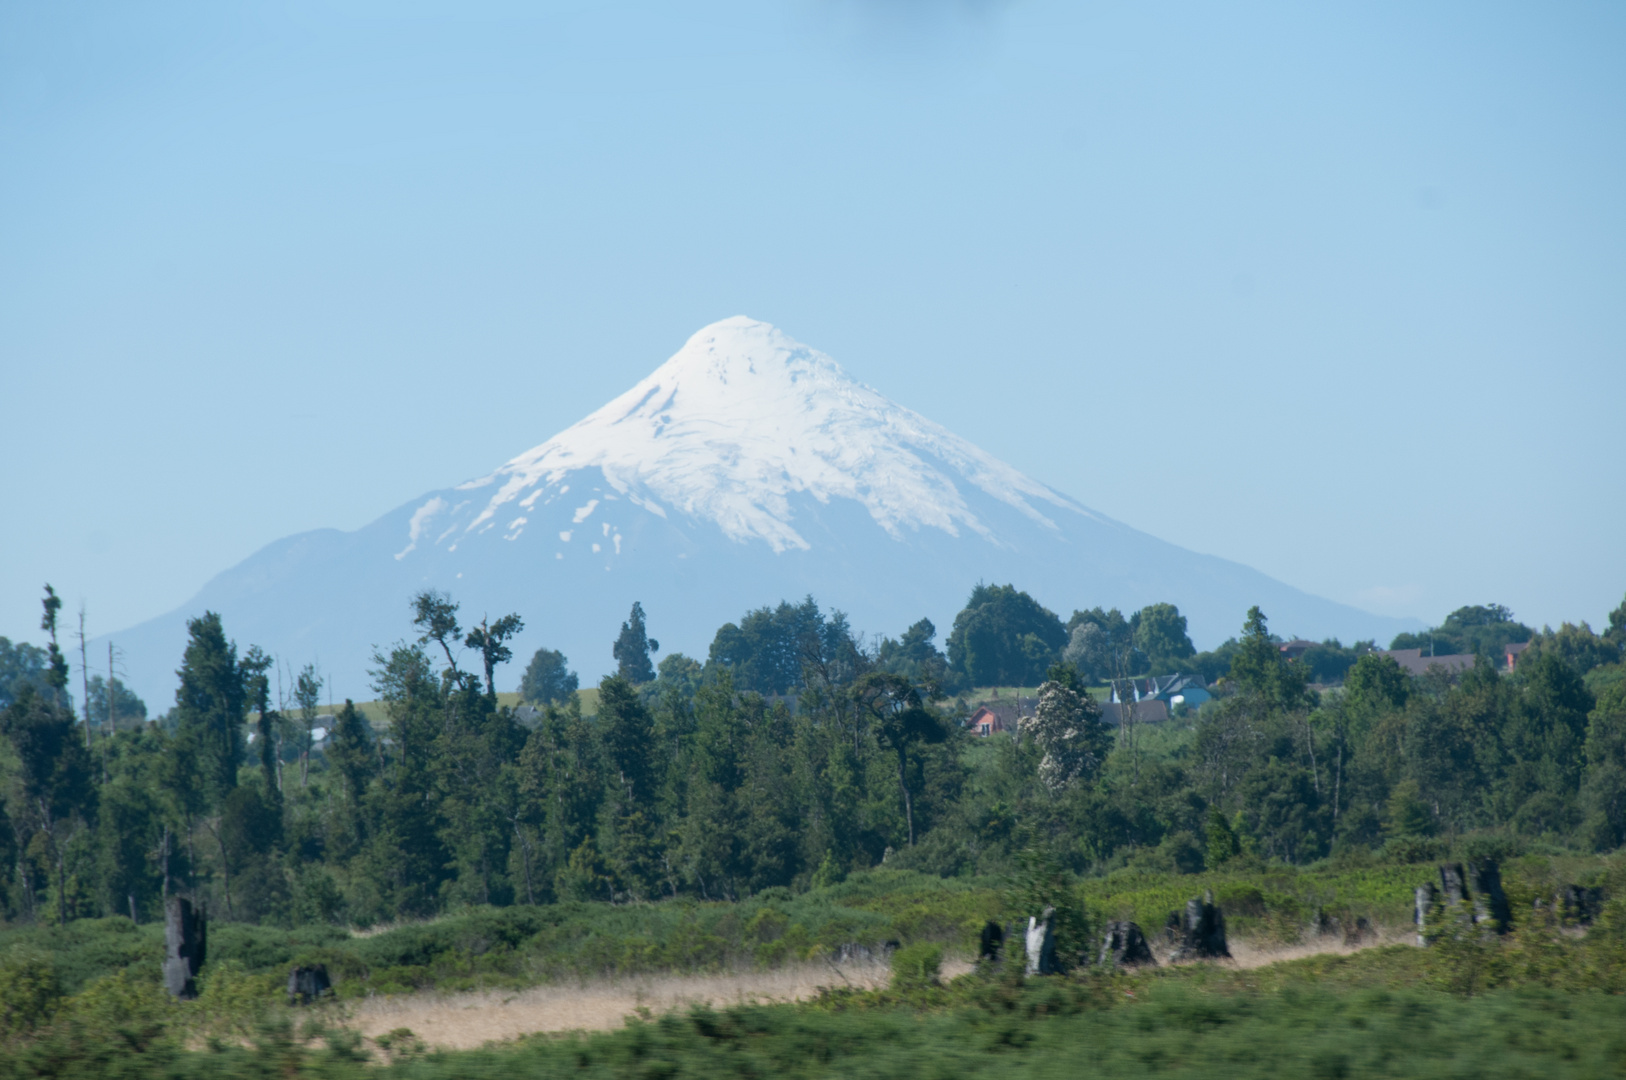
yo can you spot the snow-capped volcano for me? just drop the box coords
[104,317,1415,705]
[419,317,1076,557]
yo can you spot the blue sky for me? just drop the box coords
[3,1,1623,654]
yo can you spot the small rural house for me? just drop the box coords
[967,706,1011,737]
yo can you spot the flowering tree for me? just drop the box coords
[1021,680,1110,794]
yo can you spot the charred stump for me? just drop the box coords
[163,896,207,1000]
[978,920,1005,965]
[1555,884,1605,925]
[1468,860,1511,932]
[1168,892,1229,960]
[1099,921,1157,968]
[287,965,332,1005]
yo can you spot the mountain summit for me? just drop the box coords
[107,317,1412,704]
[419,316,1077,559]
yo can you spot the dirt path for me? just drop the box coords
[346,959,956,1050]
[342,935,1398,1050]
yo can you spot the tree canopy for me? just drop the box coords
[947,584,1067,687]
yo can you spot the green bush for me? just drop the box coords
[0,948,59,1038]
[890,942,942,992]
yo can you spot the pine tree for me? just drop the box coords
[38,585,69,708]
[612,603,659,684]
[172,612,245,807]
[240,646,279,799]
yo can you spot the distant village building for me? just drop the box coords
[1120,674,1211,710]
[1278,640,1319,661]
[964,695,1037,736]
[967,706,1011,737]
[1101,699,1170,726]
[1376,649,1476,677]
[1504,642,1531,672]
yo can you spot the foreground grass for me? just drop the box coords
[4,853,1624,1077]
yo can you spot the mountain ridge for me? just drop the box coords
[100,317,1418,706]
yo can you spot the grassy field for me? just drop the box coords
[5,919,1626,1078]
[3,853,1622,1076]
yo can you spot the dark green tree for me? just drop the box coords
[412,590,466,683]
[876,618,952,690]
[1390,603,1532,657]
[613,602,659,684]
[1343,654,1411,731]
[0,637,52,710]
[1582,680,1626,850]
[520,648,579,705]
[39,586,70,703]
[1502,651,1593,835]
[240,646,278,799]
[362,643,451,919]
[293,663,322,786]
[854,672,948,846]
[94,758,164,923]
[465,613,525,697]
[1065,607,1138,682]
[596,675,663,896]
[84,674,147,732]
[947,584,1067,688]
[1524,622,1621,675]
[1606,593,1626,649]
[1132,603,1196,674]
[1228,607,1307,709]
[172,612,245,805]
[1,683,96,924]
[214,784,284,921]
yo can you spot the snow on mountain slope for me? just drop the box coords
[99,317,1418,706]
[405,317,1086,559]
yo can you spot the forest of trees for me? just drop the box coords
[1,582,1623,929]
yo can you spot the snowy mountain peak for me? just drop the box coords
[449,317,1081,553]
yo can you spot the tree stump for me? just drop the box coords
[1414,882,1439,945]
[1098,921,1157,968]
[1025,906,1058,975]
[1168,892,1229,960]
[1556,884,1604,925]
[287,965,332,1005]
[1438,863,1469,907]
[1468,860,1511,933]
[978,920,1005,964]
[163,896,207,1000]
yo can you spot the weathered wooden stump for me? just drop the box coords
[1168,892,1229,960]
[287,965,332,1005]
[978,920,1005,964]
[162,896,207,1000]
[1025,906,1058,975]
[1468,860,1510,933]
[1556,884,1604,925]
[1098,921,1157,968]
[1414,882,1438,944]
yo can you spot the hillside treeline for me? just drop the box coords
[0,584,1623,928]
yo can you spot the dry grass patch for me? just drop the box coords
[345,958,920,1049]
